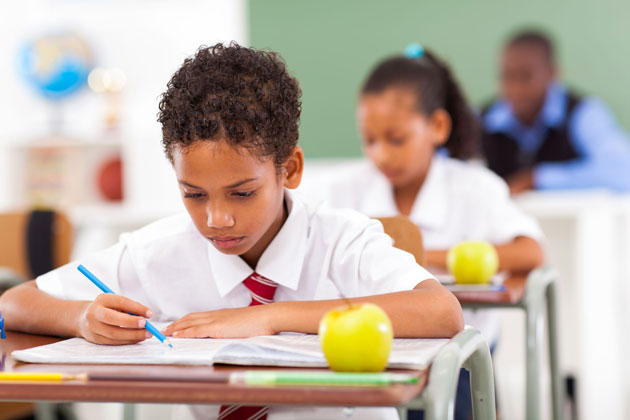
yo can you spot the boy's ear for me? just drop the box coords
[283,146,304,189]
[430,109,452,147]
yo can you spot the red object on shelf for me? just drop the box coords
[97,156,123,201]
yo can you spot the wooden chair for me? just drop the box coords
[0,210,73,282]
[0,210,74,420]
[374,215,424,266]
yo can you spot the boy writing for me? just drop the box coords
[0,43,463,419]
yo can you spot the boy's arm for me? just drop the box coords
[0,281,85,337]
[164,278,464,339]
[532,99,630,192]
[271,278,463,338]
[425,235,544,272]
[0,280,152,344]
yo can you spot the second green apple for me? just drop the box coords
[447,240,499,284]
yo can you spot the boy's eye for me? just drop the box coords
[389,137,405,146]
[232,191,255,198]
[184,192,204,199]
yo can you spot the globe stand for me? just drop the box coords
[47,102,67,136]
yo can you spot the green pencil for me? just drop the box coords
[229,371,419,387]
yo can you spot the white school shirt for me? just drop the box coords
[302,155,544,344]
[36,189,432,420]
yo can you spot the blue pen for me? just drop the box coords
[0,311,6,339]
[77,264,172,348]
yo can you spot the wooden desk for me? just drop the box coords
[451,273,527,305]
[0,331,425,406]
[0,329,496,420]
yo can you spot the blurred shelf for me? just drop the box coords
[68,202,182,230]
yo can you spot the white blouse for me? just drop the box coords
[300,155,544,344]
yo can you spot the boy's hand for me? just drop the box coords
[162,305,274,338]
[507,168,534,195]
[78,293,153,345]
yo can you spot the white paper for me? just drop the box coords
[435,271,507,285]
[12,337,236,365]
[12,334,449,369]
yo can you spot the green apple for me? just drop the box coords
[318,303,393,372]
[447,241,499,284]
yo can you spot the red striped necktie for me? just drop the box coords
[218,272,278,420]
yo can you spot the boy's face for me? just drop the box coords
[173,140,303,268]
[358,88,448,189]
[500,43,554,124]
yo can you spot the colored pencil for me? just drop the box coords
[230,371,419,386]
[0,372,87,382]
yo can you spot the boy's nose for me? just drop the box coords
[206,205,235,228]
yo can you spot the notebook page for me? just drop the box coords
[12,337,235,365]
[13,334,449,369]
[214,334,449,369]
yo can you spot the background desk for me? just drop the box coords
[452,268,562,420]
[451,272,526,305]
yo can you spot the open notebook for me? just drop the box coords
[12,333,449,370]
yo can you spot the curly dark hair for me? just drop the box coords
[361,50,480,160]
[157,42,302,167]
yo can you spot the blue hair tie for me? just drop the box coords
[404,43,424,59]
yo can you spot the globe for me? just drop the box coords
[17,32,93,100]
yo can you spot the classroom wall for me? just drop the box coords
[0,0,247,211]
[249,0,630,158]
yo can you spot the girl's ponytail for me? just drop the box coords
[424,52,480,160]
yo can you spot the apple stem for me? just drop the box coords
[336,289,353,308]
[328,276,353,308]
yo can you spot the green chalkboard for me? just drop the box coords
[250,0,630,158]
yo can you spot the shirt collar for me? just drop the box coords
[539,82,566,128]
[360,159,449,230]
[408,156,449,231]
[484,99,515,133]
[207,189,307,297]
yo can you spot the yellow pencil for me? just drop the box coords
[0,372,87,382]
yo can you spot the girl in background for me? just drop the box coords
[311,44,545,419]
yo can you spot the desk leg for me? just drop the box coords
[417,329,495,420]
[547,281,563,420]
[34,402,55,420]
[421,346,458,420]
[397,406,408,420]
[525,294,543,420]
[464,341,496,420]
[122,403,136,420]
[524,267,562,420]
